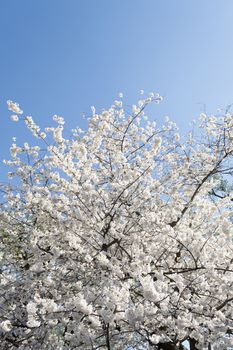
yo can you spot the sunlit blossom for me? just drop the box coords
[7,100,23,114]
[1,93,233,350]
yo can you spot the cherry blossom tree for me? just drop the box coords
[0,94,233,350]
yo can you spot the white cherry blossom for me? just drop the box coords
[1,93,233,350]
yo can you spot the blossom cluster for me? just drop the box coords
[0,94,233,350]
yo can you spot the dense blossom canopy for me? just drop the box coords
[0,94,233,350]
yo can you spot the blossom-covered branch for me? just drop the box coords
[0,93,233,349]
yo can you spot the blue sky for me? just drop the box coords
[1,0,233,179]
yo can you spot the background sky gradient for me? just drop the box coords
[1,0,233,180]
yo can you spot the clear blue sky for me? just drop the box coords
[1,0,233,179]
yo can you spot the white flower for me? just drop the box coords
[151,334,161,344]
[53,127,63,143]
[114,100,122,108]
[7,100,23,114]
[10,143,19,158]
[40,132,46,139]
[91,106,96,115]
[27,316,40,328]
[0,320,12,332]
[23,143,29,150]
[72,142,87,160]
[141,276,160,301]
[97,253,109,267]
[153,138,161,152]
[41,299,58,313]
[10,114,19,122]
[26,301,37,315]
[118,92,123,98]
[155,95,163,103]
[199,112,207,121]
[53,114,64,125]
[74,294,93,315]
